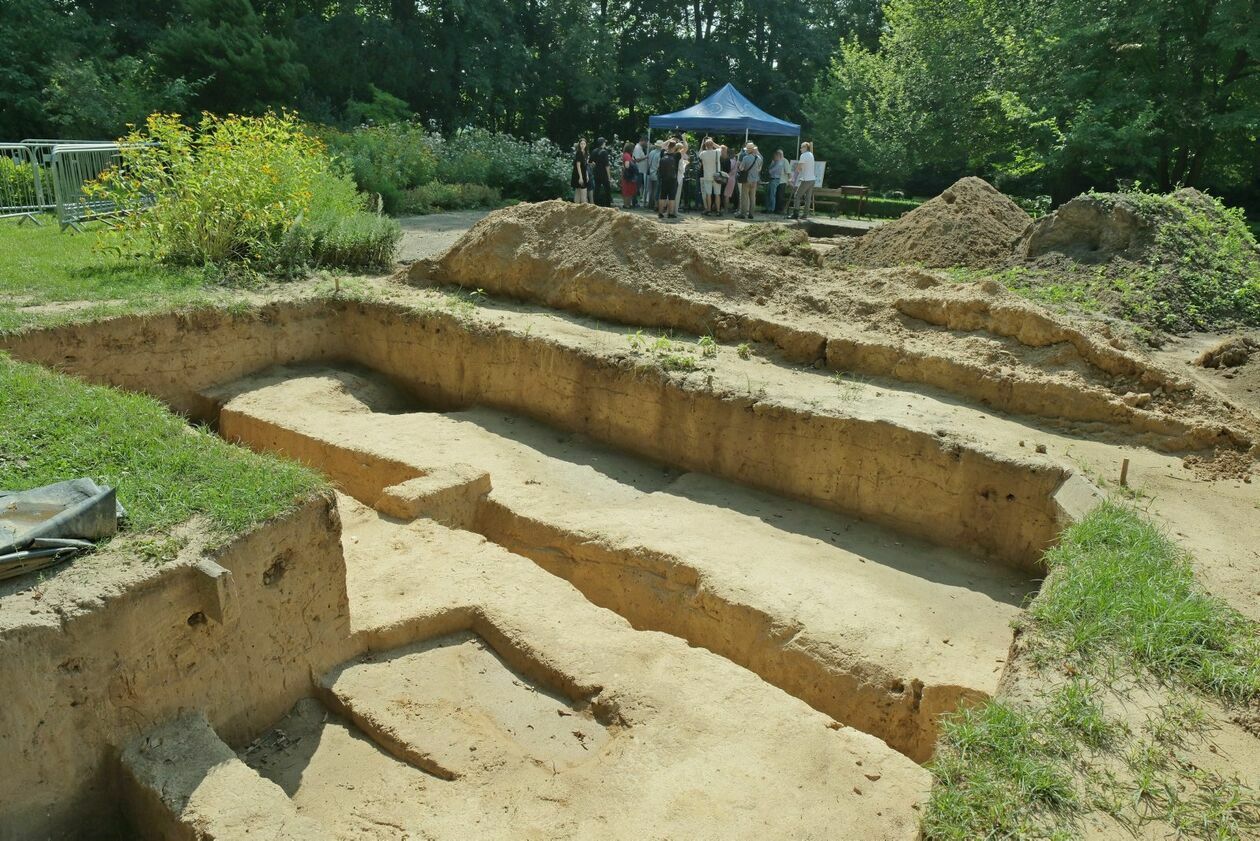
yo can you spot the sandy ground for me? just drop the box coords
[236,493,928,840]
[1151,330,1260,418]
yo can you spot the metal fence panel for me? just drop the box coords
[20,139,97,166]
[49,143,124,231]
[0,144,49,223]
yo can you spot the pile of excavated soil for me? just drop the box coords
[826,177,1032,269]
[732,224,821,266]
[1182,448,1256,482]
[407,200,790,309]
[1196,336,1257,369]
[1016,188,1260,334]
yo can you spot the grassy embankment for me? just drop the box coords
[926,502,1260,839]
[0,355,328,558]
[948,190,1260,339]
[1,220,329,559]
[0,219,228,332]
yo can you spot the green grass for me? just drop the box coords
[0,218,230,333]
[0,355,328,544]
[1032,503,1260,701]
[926,503,1260,839]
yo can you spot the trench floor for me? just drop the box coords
[239,494,927,839]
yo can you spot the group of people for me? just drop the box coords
[571,135,817,221]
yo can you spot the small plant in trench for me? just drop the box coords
[658,353,699,372]
[443,288,485,318]
[736,342,753,360]
[625,330,710,374]
[830,371,866,401]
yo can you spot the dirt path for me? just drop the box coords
[396,211,493,262]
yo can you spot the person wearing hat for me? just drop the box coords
[737,142,763,219]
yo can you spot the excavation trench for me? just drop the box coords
[0,299,1083,569]
[204,357,1051,763]
[0,299,1097,831]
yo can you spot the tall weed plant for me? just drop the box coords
[90,112,398,274]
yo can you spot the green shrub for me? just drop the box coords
[322,122,437,212]
[0,156,38,203]
[818,194,922,218]
[397,181,501,214]
[324,122,569,207]
[92,112,335,265]
[90,111,394,275]
[435,127,568,201]
[306,212,401,270]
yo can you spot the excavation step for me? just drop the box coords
[318,631,609,779]
[211,365,1036,761]
[120,712,325,840]
[240,494,927,839]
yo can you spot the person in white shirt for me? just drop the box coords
[698,138,721,216]
[632,136,649,208]
[789,141,816,220]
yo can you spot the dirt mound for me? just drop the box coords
[407,200,783,310]
[1015,189,1260,333]
[398,200,1260,451]
[827,178,1031,269]
[1197,336,1257,369]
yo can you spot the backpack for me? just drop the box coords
[622,160,637,182]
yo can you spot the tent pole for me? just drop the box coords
[744,128,749,144]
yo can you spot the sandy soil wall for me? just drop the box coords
[0,303,344,420]
[339,304,1068,569]
[474,499,985,762]
[0,496,351,841]
[2,301,1068,568]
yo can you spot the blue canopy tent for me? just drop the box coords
[648,83,800,147]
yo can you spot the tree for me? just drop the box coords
[1046,0,1260,193]
[44,57,198,137]
[0,0,96,138]
[153,0,305,115]
[808,0,1259,200]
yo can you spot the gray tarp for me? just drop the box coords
[0,478,124,581]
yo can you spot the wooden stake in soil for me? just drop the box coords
[1120,458,1130,487]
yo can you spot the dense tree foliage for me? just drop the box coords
[808,0,1260,204]
[0,0,872,142]
[0,0,1255,208]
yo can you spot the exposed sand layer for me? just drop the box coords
[231,493,929,840]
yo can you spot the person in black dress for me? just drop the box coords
[655,140,680,219]
[590,137,613,207]
[571,138,589,202]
